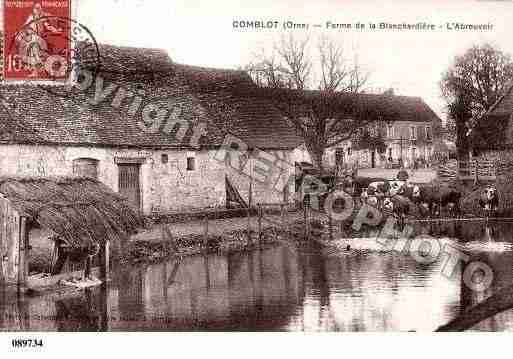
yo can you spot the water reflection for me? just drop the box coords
[2,222,513,331]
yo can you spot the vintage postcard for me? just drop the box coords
[1,0,513,356]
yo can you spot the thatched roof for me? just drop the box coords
[0,177,144,249]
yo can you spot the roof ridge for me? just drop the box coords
[174,62,247,74]
[95,42,168,53]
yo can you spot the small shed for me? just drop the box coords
[0,176,144,289]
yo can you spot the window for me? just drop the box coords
[410,126,416,140]
[347,147,352,156]
[335,148,345,165]
[72,158,99,179]
[161,153,168,164]
[187,157,195,171]
[387,125,394,139]
[425,126,431,140]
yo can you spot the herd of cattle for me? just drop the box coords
[330,175,500,219]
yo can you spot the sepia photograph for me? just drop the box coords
[1,0,513,355]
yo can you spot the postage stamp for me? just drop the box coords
[3,0,72,81]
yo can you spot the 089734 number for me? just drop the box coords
[11,338,43,348]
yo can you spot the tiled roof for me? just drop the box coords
[0,43,440,151]
[87,43,175,74]
[0,44,302,150]
[255,88,440,124]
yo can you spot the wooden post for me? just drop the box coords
[85,256,92,279]
[99,280,109,331]
[99,240,110,281]
[247,204,251,241]
[248,168,253,209]
[280,204,286,233]
[203,216,209,250]
[258,204,262,241]
[304,205,309,239]
[474,160,479,185]
[18,217,29,288]
[329,210,333,240]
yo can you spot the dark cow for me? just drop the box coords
[383,195,415,228]
[335,174,356,195]
[412,184,462,217]
[479,185,499,216]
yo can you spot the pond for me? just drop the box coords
[2,221,513,331]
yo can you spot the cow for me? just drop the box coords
[389,180,407,196]
[352,176,388,196]
[360,185,380,208]
[383,195,415,228]
[479,185,499,216]
[335,174,356,195]
[411,184,462,217]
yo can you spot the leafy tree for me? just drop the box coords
[440,43,513,160]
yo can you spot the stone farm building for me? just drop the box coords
[0,43,443,214]
[330,95,440,169]
[0,44,305,214]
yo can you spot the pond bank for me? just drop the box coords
[120,213,311,265]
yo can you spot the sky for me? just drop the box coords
[5,0,513,120]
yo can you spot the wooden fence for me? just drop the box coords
[191,201,341,245]
[438,159,498,183]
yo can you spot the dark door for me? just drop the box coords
[118,164,141,210]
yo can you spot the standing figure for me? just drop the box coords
[15,2,62,77]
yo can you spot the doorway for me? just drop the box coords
[118,164,141,210]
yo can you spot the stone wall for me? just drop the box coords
[0,144,226,214]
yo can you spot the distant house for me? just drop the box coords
[0,43,304,214]
[272,89,441,170]
[331,95,440,169]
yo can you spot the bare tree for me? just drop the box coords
[275,34,312,90]
[317,35,348,92]
[264,89,393,173]
[245,49,290,89]
[345,53,369,93]
[247,34,370,93]
[245,34,372,172]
